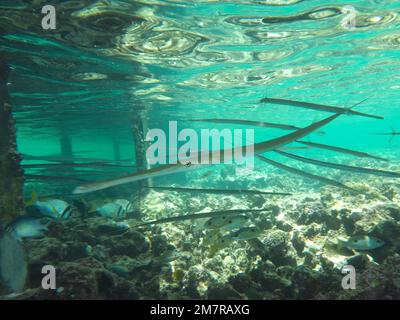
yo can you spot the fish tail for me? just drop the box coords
[26,191,38,206]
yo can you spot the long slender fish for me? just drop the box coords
[369,126,399,136]
[22,162,136,169]
[260,97,383,120]
[73,112,343,194]
[275,150,400,178]
[25,174,88,183]
[279,146,312,151]
[296,140,387,161]
[22,154,134,164]
[191,118,326,135]
[369,132,400,136]
[368,127,400,143]
[145,186,292,196]
[368,132,399,135]
[190,118,301,131]
[257,155,356,191]
[131,209,266,228]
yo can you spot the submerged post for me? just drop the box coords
[130,109,150,215]
[0,60,24,222]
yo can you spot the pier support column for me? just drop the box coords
[0,60,24,222]
[130,109,150,216]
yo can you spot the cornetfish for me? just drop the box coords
[73,112,343,194]
[296,140,387,161]
[190,118,325,135]
[368,126,399,136]
[131,209,266,228]
[257,154,356,191]
[275,150,400,178]
[146,186,292,196]
[190,118,301,131]
[260,97,383,120]
[22,162,135,169]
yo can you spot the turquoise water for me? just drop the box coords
[1,0,400,299]
[4,2,400,178]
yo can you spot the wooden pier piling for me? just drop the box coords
[0,60,24,222]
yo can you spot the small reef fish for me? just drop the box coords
[276,150,400,178]
[147,186,292,196]
[73,112,345,194]
[25,193,72,221]
[210,234,234,253]
[230,226,263,241]
[204,215,248,230]
[203,215,251,247]
[25,203,59,220]
[202,230,223,246]
[45,199,73,220]
[257,155,357,192]
[260,97,383,120]
[344,235,385,251]
[209,227,263,253]
[95,199,131,219]
[6,216,50,239]
[324,240,354,256]
[296,140,387,161]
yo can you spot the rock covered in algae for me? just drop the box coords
[0,230,27,294]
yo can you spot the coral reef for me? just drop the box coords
[12,161,400,300]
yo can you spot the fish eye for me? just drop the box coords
[228,220,232,223]
[221,239,225,243]
[222,216,226,219]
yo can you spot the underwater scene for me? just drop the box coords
[0,0,400,301]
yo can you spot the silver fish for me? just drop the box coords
[296,140,387,161]
[344,235,385,251]
[257,154,356,191]
[6,216,49,239]
[230,226,263,241]
[204,215,248,230]
[276,150,400,178]
[73,112,344,194]
[132,209,266,228]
